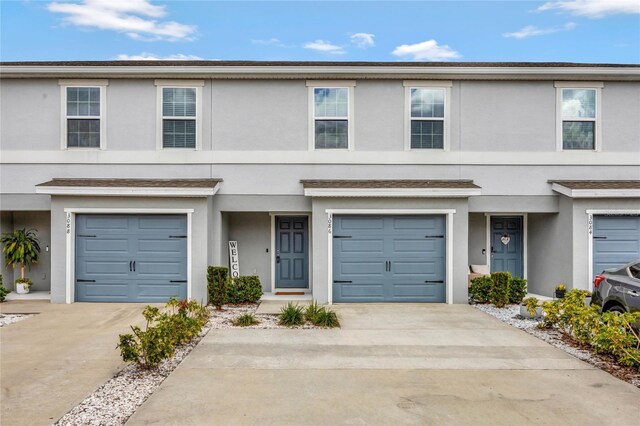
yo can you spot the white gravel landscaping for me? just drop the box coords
[473,303,640,389]
[55,303,324,425]
[0,313,33,327]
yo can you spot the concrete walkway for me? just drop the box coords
[0,301,151,426]
[128,304,640,425]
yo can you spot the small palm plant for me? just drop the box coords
[1,229,41,289]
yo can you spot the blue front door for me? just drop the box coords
[75,214,188,302]
[490,216,523,278]
[332,215,446,303]
[275,216,309,289]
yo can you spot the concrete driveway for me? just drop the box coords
[0,301,151,426]
[128,304,640,425]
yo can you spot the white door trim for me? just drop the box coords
[269,213,312,294]
[325,209,456,304]
[63,208,194,304]
[485,214,528,280]
[586,209,640,292]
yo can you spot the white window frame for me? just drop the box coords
[155,79,204,151]
[59,79,108,150]
[307,80,355,151]
[555,81,603,152]
[404,80,452,151]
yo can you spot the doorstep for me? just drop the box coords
[260,292,312,301]
[5,291,51,301]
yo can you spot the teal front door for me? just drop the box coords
[275,216,309,289]
[490,216,523,278]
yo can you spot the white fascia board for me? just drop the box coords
[36,183,220,197]
[3,65,640,78]
[551,183,640,198]
[304,187,481,197]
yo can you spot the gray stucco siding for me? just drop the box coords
[600,82,640,152]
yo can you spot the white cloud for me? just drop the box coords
[503,22,576,39]
[115,53,204,60]
[350,33,375,48]
[391,40,460,61]
[304,40,346,54]
[538,0,640,18]
[47,0,196,41]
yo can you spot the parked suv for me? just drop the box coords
[591,260,640,313]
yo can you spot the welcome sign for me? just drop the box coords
[229,241,240,278]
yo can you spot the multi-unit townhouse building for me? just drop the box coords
[0,61,639,305]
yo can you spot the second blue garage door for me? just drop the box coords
[332,215,446,303]
[75,214,188,302]
[592,215,640,280]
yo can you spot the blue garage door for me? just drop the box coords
[593,215,640,280]
[75,214,188,302]
[333,215,446,303]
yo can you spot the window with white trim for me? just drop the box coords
[313,87,349,149]
[403,81,451,151]
[162,87,197,148]
[60,83,107,149]
[155,80,203,150]
[555,82,602,151]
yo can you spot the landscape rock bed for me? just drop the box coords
[473,303,640,389]
[0,313,33,327]
[55,303,323,425]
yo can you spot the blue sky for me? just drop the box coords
[1,0,639,63]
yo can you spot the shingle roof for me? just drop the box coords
[36,178,222,188]
[549,180,640,190]
[301,179,480,189]
[1,60,638,67]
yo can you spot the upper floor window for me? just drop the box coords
[59,80,108,149]
[155,80,203,150]
[307,81,355,150]
[555,82,602,151]
[404,81,452,151]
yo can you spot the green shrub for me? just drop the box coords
[540,289,640,369]
[0,274,8,302]
[207,266,229,309]
[490,272,511,308]
[305,300,323,322]
[522,297,539,316]
[310,308,340,328]
[233,313,260,327]
[117,298,210,369]
[278,302,305,327]
[15,277,32,289]
[508,276,528,304]
[227,275,263,304]
[469,276,492,303]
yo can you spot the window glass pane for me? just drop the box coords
[67,119,100,148]
[411,120,444,149]
[163,88,196,117]
[562,89,596,119]
[315,120,348,149]
[411,88,445,118]
[67,87,100,117]
[163,119,196,148]
[314,88,348,118]
[563,121,594,150]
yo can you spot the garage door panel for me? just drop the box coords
[76,214,188,303]
[79,237,130,255]
[593,215,640,280]
[337,239,384,255]
[333,215,446,303]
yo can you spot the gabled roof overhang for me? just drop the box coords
[35,178,222,197]
[301,179,481,198]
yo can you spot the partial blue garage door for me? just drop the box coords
[333,215,446,303]
[592,215,640,280]
[75,214,188,302]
